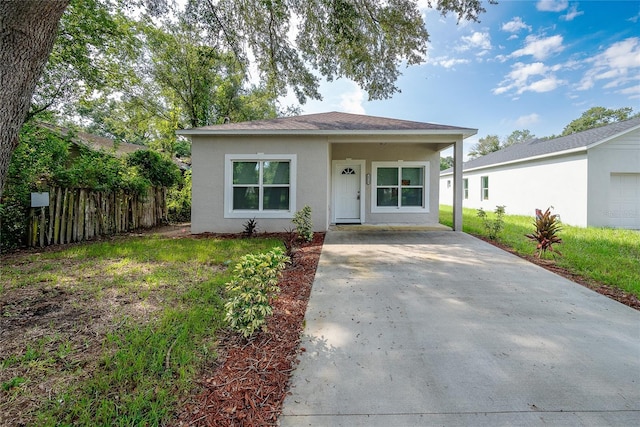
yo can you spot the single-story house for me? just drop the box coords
[177,112,477,233]
[439,116,640,229]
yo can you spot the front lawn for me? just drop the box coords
[440,205,640,298]
[0,235,282,426]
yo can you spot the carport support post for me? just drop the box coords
[453,138,463,231]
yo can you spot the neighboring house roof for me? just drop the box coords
[38,122,191,171]
[39,122,144,157]
[176,111,478,138]
[442,116,640,175]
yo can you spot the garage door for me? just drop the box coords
[609,173,640,229]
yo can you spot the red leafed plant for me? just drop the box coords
[525,207,563,258]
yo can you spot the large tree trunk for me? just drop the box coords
[0,0,69,198]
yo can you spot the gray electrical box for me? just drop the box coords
[31,192,50,208]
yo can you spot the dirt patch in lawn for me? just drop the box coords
[474,235,640,311]
[0,270,167,426]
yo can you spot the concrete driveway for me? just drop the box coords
[279,230,640,426]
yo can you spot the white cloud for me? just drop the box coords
[577,37,640,95]
[339,85,366,114]
[620,85,640,99]
[502,17,531,33]
[427,53,470,68]
[458,31,492,54]
[515,113,540,127]
[436,57,471,68]
[527,77,563,93]
[511,35,564,60]
[536,0,569,12]
[494,61,566,95]
[560,4,584,21]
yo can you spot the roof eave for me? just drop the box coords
[177,128,478,139]
[585,122,640,150]
[463,146,588,173]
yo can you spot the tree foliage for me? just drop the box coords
[561,106,639,136]
[440,155,454,171]
[184,0,492,102]
[0,0,495,197]
[468,130,535,159]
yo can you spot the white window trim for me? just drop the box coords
[224,154,297,219]
[371,161,429,213]
[481,175,489,201]
[463,178,469,200]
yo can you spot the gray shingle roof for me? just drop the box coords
[177,111,477,137]
[445,116,640,173]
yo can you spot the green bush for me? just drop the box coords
[477,205,506,240]
[126,149,182,188]
[1,123,184,251]
[224,248,290,338]
[292,205,313,242]
[167,170,191,222]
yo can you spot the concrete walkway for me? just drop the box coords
[279,230,640,426]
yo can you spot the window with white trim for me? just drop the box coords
[371,161,429,212]
[224,154,296,218]
[463,178,469,199]
[481,175,489,200]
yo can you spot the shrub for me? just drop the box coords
[282,228,298,261]
[242,218,258,237]
[525,207,563,258]
[126,149,182,188]
[167,170,191,222]
[224,248,290,338]
[477,205,506,240]
[292,205,313,242]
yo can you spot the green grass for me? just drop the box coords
[1,235,282,426]
[440,205,640,297]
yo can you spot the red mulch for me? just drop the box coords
[474,234,640,311]
[176,233,324,427]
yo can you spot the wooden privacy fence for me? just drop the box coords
[28,187,168,247]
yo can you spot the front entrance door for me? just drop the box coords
[333,160,364,223]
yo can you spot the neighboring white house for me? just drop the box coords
[177,112,476,233]
[440,117,640,229]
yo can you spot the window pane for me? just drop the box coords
[263,187,290,210]
[377,167,398,186]
[401,167,423,186]
[263,161,290,184]
[402,188,423,207]
[233,162,259,184]
[377,188,398,206]
[233,187,259,209]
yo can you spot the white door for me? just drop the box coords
[609,173,640,229]
[334,162,363,223]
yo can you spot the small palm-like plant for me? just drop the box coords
[525,207,563,258]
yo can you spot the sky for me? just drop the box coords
[280,0,640,158]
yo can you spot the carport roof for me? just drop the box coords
[176,111,477,138]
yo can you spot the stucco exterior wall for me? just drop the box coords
[440,154,589,226]
[191,135,330,233]
[587,129,640,228]
[331,143,440,225]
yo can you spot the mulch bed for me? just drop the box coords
[176,233,325,426]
